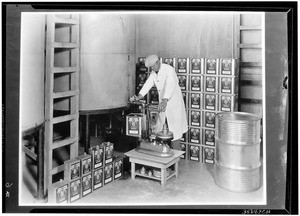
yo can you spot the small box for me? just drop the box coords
[205,58,219,75]
[190,58,203,74]
[204,93,218,111]
[219,94,238,112]
[104,163,113,185]
[149,88,159,105]
[89,145,104,170]
[180,143,187,159]
[48,179,69,204]
[178,74,187,91]
[189,144,200,162]
[103,142,114,164]
[81,173,92,197]
[203,147,215,164]
[79,153,92,176]
[219,58,239,76]
[203,128,215,146]
[182,91,187,107]
[180,132,187,142]
[190,110,201,127]
[219,76,239,94]
[177,58,189,73]
[189,92,202,109]
[126,113,147,137]
[204,75,218,93]
[113,158,123,180]
[136,73,147,88]
[69,179,81,203]
[93,167,103,190]
[137,57,147,72]
[203,111,217,128]
[163,57,176,67]
[64,158,80,181]
[189,127,201,144]
[190,75,202,91]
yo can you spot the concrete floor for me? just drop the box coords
[21,156,265,206]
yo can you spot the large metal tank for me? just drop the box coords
[20,14,46,131]
[214,112,261,192]
[79,14,136,111]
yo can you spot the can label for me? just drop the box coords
[180,132,187,142]
[177,58,187,73]
[82,174,92,196]
[164,58,174,67]
[205,76,217,92]
[150,89,159,104]
[114,159,123,180]
[56,184,68,203]
[206,59,217,74]
[204,147,215,164]
[128,116,140,135]
[189,145,200,161]
[190,128,200,144]
[178,75,187,90]
[104,164,113,184]
[190,110,201,127]
[182,92,187,107]
[82,158,91,175]
[190,76,201,91]
[221,77,233,94]
[204,129,215,146]
[221,59,232,75]
[180,143,186,159]
[220,95,232,112]
[70,179,81,202]
[105,143,114,164]
[191,58,201,74]
[205,94,217,110]
[93,168,103,190]
[190,93,201,109]
[204,112,216,128]
[70,162,80,180]
[137,73,147,87]
[94,147,104,169]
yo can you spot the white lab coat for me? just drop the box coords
[139,63,188,140]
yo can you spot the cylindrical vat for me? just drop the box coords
[214,112,261,192]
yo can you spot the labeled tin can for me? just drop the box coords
[163,57,176,67]
[219,94,238,112]
[190,75,202,91]
[203,128,215,146]
[219,76,239,94]
[149,88,159,105]
[104,163,113,185]
[178,74,187,91]
[138,57,147,72]
[204,75,218,93]
[69,179,81,203]
[81,173,92,197]
[177,58,189,73]
[203,147,215,164]
[189,144,200,162]
[180,143,187,159]
[113,158,123,180]
[180,132,187,142]
[137,73,147,88]
[182,91,187,107]
[203,111,217,128]
[103,142,114,164]
[189,92,202,109]
[48,179,69,204]
[126,113,147,137]
[219,58,239,76]
[205,58,219,75]
[64,158,80,181]
[189,127,201,144]
[189,110,201,127]
[79,153,92,176]
[93,167,103,190]
[89,145,104,170]
[190,58,203,74]
[204,93,218,111]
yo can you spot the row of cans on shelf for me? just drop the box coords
[180,126,216,146]
[136,73,239,93]
[137,57,239,76]
[180,143,215,164]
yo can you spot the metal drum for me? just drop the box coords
[214,112,261,192]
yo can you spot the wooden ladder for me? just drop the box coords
[44,14,80,195]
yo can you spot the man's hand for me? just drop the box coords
[158,98,168,112]
[129,95,138,103]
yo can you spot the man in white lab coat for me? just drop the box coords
[130,54,188,150]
